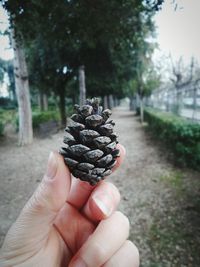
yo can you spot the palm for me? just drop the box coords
[36,200,97,266]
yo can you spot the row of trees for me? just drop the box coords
[0,0,163,145]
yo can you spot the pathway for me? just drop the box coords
[0,105,199,266]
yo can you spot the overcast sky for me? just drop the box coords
[0,1,200,63]
[153,0,200,65]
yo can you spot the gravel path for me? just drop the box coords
[0,105,200,266]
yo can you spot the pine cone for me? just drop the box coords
[59,98,120,186]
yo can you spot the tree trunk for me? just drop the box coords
[11,29,33,145]
[58,88,66,128]
[43,93,48,111]
[192,87,197,121]
[176,89,182,115]
[79,65,86,106]
[129,96,135,111]
[108,94,114,109]
[103,95,109,109]
[113,96,117,107]
[38,89,44,111]
[38,89,48,111]
[139,96,144,124]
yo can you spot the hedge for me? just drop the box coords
[144,108,200,170]
[32,111,60,128]
[15,110,60,130]
[0,109,16,136]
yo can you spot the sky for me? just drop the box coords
[0,1,200,70]
[153,0,200,65]
[0,6,13,61]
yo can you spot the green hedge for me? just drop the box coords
[144,108,200,170]
[15,110,60,130]
[0,109,17,136]
[32,111,60,128]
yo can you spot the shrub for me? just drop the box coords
[32,111,60,128]
[0,97,17,109]
[0,109,17,136]
[144,108,200,170]
[15,110,60,130]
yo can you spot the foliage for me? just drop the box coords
[0,108,17,135]
[143,68,161,97]
[144,108,200,170]
[1,0,163,98]
[32,111,60,128]
[0,97,16,109]
[15,110,60,130]
[1,0,164,128]
[0,59,16,102]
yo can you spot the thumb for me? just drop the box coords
[1,152,71,253]
[30,151,71,214]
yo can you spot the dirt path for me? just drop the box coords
[0,105,200,266]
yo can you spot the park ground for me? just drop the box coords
[0,105,200,267]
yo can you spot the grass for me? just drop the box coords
[159,171,184,194]
[146,170,200,267]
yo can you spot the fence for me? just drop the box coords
[144,80,200,122]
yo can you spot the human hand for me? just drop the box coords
[0,144,139,267]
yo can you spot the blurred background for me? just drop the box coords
[0,0,200,266]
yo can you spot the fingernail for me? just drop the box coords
[73,258,87,267]
[46,152,57,179]
[93,194,113,217]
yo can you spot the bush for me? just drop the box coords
[32,111,60,128]
[144,108,200,170]
[0,108,17,136]
[15,110,60,130]
[0,97,17,109]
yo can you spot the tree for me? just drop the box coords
[0,59,4,85]
[123,5,159,122]
[78,65,86,106]
[10,28,33,145]
[1,0,163,125]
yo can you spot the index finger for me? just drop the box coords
[67,144,126,209]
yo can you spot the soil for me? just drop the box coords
[0,104,200,266]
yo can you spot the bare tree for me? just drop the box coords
[170,56,195,114]
[170,56,194,89]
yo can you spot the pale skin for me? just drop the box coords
[0,144,139,267]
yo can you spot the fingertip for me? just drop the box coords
[112,144,126,172]
[117,143,126,156]
[54,150,71,176]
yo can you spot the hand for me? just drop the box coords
[0,145,139,267]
